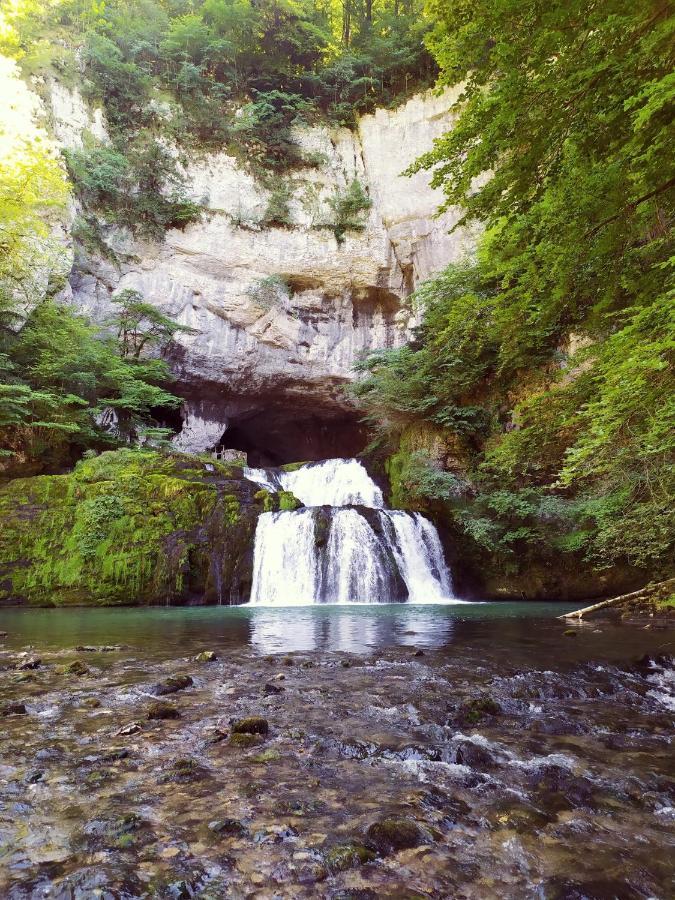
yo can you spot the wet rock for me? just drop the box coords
[454,740,497,770]
[563,629,577,637]
[16,656,41,670]
[301,660,314,669]
[117,721,142,735]
[340,659,351,668]
[228,732,261,748]
[413,649,425,657]
[324,843,376,873]
[81,697,101,709]
[2,701,27,716]
[331,889,378,900]
[101,747,130,762]
[208,817,247,837]
[147,701,180,720]
[159,757,204,783]
[25,769,44,784]
[543,877,644,899]
[0,631,7,637]
[153,674,193,695]
[452,694,501,726]
[251,748,281,763]
[195,650,218,662]
[283,656,295,666]
[63,660,90,676]
[232,716,269,735]
[365,817,426,854]
[527,764,596,810]
[263,682,284,695]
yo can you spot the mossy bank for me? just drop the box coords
[0,449,295,607]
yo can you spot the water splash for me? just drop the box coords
[246,458,459,605]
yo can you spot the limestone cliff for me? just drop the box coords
[45,82,474,459]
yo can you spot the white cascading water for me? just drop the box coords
[245,458,459,605]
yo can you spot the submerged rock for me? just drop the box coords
[208,818,247,837]
[147,701,180,720]
[195,650,218,662]
[324,843,376,872]
[63,660,90,676]
[454,740,497,770]
[365,817,426,854]
[153,674,193,695]
[452,694,501,726]
[232,716,269,735]
[2,701,28,716]
[16,656,41,670]
[228,733,261,748]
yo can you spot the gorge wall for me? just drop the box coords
[47,81,475,462]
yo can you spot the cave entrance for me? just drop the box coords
[220,409,369,467]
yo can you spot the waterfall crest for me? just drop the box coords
[246,458,459,605]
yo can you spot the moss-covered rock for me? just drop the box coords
[0,449,270,606]
[147,701,180,720]
[324,843,376,872]
[231,716,269,735]
[365,817,426,854]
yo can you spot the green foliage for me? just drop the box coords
[0,299,182,476]
[262,179,293,228]
[247,275,291,310]
[355,1,675,580]
[110,288,197,359]
[8,0,436,184]
[326,178,372,243]
[64,140,202,240]
[0,449,259,605]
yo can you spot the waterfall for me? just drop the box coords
[246,458,459,605]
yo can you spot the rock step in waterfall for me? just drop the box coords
[244,458,459,605]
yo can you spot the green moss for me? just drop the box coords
[254,489,274,513]
[278,491,301,511]
[280,461,308,472]
[0,449,258,607]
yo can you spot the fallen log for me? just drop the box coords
[559,579,675,621]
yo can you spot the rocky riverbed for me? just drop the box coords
[0,608,673,899]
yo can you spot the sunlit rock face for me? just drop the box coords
[49,82,474,455]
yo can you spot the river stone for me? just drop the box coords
[232,716,269,735]
[365,817,425,854]
[154,674,193,695]
[2,701,28,716]
[263,682,284,695]
[63,660,90,676]
[16,656,41,670]
[454,741,497,770]
[196,650,218,662]
[208,818,246,837]
[147,701,180,720]
[324,843,376,872]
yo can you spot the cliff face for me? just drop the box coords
[47,83,474,459]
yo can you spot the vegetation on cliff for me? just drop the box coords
[0,449,265,605]
[355,0,674,591]
[2,0,433,236]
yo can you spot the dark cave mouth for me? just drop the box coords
[218,409,370,467]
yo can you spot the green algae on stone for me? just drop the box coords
[231,716,269,735]
[324,843,376,872]
[147,701,180,720]
[0,448,266,606]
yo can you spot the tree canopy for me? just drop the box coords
[355,0,674,577]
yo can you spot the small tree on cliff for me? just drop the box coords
[110,288,196,359]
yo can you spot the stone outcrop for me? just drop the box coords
[45,81,474,457]
[0,450,278,606]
